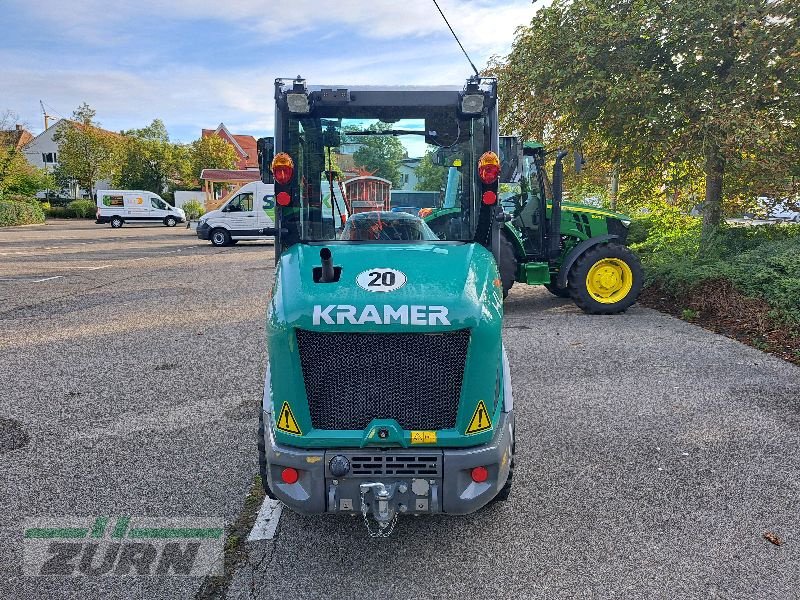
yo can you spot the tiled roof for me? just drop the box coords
[232,134,258,168]
[0,127,34,150]
[200,169,261,182]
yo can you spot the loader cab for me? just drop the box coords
[267,77,501,257]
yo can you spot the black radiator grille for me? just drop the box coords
[349,454,441,477]
[295,329,470,431]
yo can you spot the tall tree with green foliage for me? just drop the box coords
[350,124,406,187]
[54,103,120,196]
[116,119,181,193]
[414,150,448,191]
[490,0,800,240]
[180,135,238,189]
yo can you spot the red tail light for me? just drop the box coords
[477,151,500,185]
[281,467,299,484]
[471,466,489,483]
[271,153,294,185]
[482,190,497,205]
[276,191,291,206]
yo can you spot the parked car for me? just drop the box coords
[96,190,185,228]
[751,197,800,222]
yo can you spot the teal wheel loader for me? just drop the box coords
[258,77,515,536]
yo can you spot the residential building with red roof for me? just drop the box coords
[201,123,258,170]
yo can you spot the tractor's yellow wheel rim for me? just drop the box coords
[585,258,633,304]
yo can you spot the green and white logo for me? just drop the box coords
[23,516,224,576]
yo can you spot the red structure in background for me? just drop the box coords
[343,176,391,214]
[201,123,258,171]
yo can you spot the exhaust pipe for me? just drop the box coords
[319,248,335,283]
[550,150,568,260]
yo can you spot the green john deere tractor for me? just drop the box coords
[425,140,643,314]
[497,141,643,314]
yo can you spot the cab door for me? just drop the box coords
[150,196,169,221]
[224,191,256,234]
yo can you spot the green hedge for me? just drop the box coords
[632,215,800,324]
[0,200,46,227]
[67,199,96,218]
[45,200,96,219]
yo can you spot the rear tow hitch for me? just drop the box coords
[359,482,398,537]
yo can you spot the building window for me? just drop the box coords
[41,152,56,164]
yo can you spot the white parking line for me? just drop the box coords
[34,276,64,283]
[247,498,283,541]
[64,265,112,270]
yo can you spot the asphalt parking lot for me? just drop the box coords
[1,220,799,599]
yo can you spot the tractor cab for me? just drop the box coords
[258,76,515,535]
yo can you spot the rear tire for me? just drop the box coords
[498,234,518,299]
[164,216,178,227]
[210,228,231,247]
[568,242,643,314]
[544,276,571,298]
[110,216,124,228]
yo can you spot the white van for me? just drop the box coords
[196,179,349,247]
[96,190,186,228]
[196,182,276,247]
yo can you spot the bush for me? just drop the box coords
[182,199,205,220]
[45,206,72,219]
[0,200,45,227]
[67,199,96,218]
[634,221,800,324]
[3,194,40,205]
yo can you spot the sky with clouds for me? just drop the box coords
[1,0,544,143]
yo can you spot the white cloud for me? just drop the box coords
[3,1,548,139]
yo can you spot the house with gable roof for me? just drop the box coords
[201,123,258,171]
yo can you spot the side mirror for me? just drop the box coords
[257,137,274,185]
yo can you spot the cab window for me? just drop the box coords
[227,193,253,212]
[151,197,168,210]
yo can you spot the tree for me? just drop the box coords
[115,119,181,193]
[54,104,119,197]
[0,146,54,197]
[0,110,54,197]
[350,125,406,187]
[490,0,800,240]
[180,136,238,189]
[414,150,448,191]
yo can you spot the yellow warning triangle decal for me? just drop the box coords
[466,400,492,434]
[276,402,302,435]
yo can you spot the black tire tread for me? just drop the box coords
[498,234,518,299]
[544,275,571,298]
